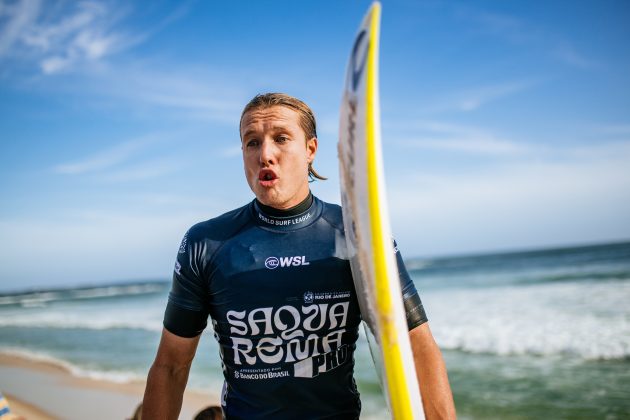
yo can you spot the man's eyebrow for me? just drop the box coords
[241,128,257,139]
[271,125,292,134]
[241,125,292,139]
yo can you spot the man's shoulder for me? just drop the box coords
[316,197,344,231]
[185,202,253,242]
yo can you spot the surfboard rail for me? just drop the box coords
[338,2,425,419]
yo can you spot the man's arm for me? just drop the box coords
[142,328,201,419]
[409,322,456,420]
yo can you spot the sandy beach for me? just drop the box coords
[0,353,219,420]
[3,392,55,420]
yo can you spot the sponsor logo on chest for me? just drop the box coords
[265,255,310,269]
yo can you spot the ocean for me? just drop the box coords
[1,241,629,419]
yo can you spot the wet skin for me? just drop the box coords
[240,106,318,209]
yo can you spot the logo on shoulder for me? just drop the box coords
[303,291,314,304]
[174,261,182,275]
[265,256,280,269]
[178,231,189,254]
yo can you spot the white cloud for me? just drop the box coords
[460,6,598,72]
[21,1,106,51]
[407,137,530,156]
[2,2,245,122]
[388,141,630,256]
[456,7,541,46]
[115,69,245,123]
[420,81,536,114]
[394,121,537,156]
[1,0,150,74]
[100,158,181,182]
[0,0,41,56]
[455,81,535,111]
[40,55,72,74]
[74,28,116,59]
[53,135,158,175]
[33,2,127,74]
[553,42,599,70]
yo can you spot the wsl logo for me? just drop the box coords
[265,256,310,269]
[264,256,280,269]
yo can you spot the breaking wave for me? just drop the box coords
[425,279,630,360]
[0,281,168,307]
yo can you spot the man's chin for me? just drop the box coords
[255,189,281,207]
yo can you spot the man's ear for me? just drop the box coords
[306,137,318,162]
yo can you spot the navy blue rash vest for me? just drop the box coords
[164,195,427,420]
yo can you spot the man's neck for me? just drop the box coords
[256,192,313,217]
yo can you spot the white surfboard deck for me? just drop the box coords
[338,2,424,419]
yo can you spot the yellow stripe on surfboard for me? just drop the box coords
[364,3,419,419]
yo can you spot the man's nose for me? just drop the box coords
[259,139,276,165]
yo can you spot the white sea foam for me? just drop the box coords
[72,367,144,383]
[0,347,77,371]
[0,347,144,383]
[425,280,630,360]
[0,292,60,306]
[2,274,628,362]
[0,283,167,307]
[0,304,165,332]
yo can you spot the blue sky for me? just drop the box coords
[1,0,629,291]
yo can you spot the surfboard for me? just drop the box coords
[338,2,425,419]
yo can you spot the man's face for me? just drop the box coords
[240,106,317,209]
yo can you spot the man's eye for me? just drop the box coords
[246,139,259,147]
[276,136,289,143]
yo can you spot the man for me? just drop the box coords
[142,93,456,419]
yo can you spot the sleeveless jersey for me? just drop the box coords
[164,196,427,419]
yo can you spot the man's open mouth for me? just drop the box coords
[258,169,277,185]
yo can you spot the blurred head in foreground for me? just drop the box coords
[194,405,223,420]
